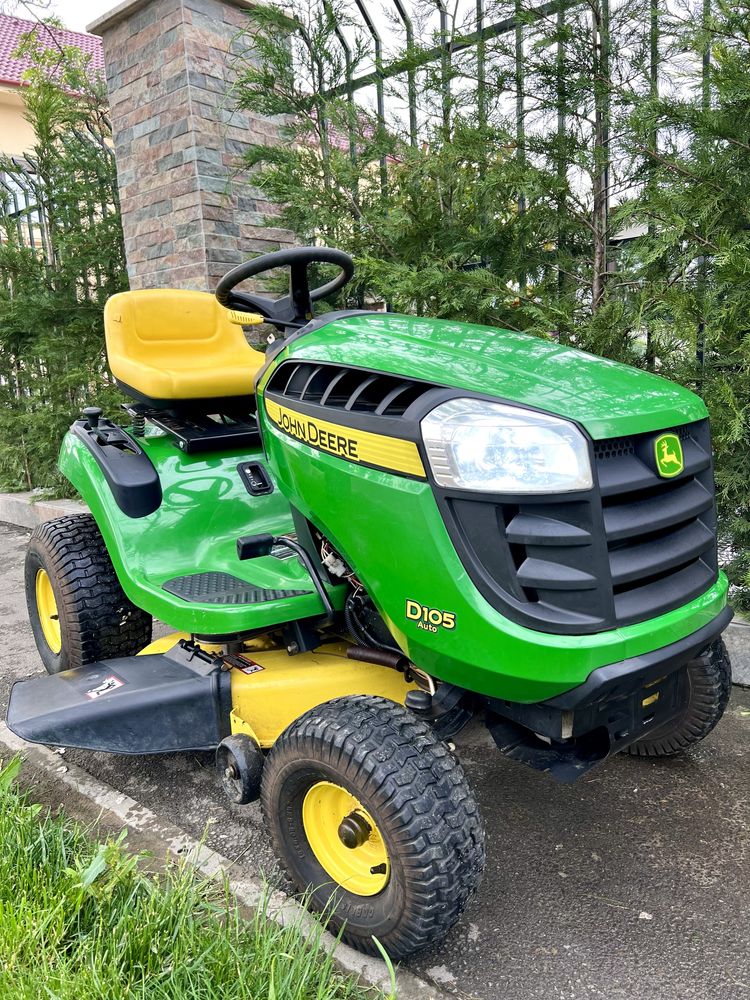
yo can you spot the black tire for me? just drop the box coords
[25,513,152,674]
[260,695,485,959]
[217,734,264,804]
[624,639,732,758]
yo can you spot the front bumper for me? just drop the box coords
[485,606,733,782]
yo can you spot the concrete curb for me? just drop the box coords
[0,722,446,1000]
[723,623,750,688]
[2,488,749,686]
[0,491,87,529]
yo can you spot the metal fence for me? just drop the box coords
[291,0,715,286]
[0,160,50,263]
[0,130,119,296]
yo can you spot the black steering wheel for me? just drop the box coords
[215,246,354,333]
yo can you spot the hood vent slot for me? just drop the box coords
[266,362,436,417]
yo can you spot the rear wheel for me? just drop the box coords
[25,514,152,674]
[625,639,732,758]
[261,695,485,959]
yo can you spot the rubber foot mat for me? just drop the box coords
[162,571,310,605]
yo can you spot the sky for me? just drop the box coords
[20,0,114,33]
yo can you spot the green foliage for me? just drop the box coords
[234,0,750,609]
[232,0,651,350]
[0,759,378,999]
[618,0,750,605]
[0,23,127,494]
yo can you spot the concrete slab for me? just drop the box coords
[725,622,750,687]
[0,521,748,999]
[0,491,86,530]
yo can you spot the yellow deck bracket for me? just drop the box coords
[229,642,417,748]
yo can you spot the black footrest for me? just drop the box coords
[7,644,231,754]
[162,571,310,605]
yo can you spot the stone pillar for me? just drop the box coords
[88,0,294,290]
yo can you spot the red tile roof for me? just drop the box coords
[0,13,104,88]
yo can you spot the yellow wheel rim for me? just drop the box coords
[302,781,389,896]
[35,569,61,654]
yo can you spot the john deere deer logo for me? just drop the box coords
[654,433,684,478]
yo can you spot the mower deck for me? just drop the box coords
[6,642,232,754]
[7,636,419,755]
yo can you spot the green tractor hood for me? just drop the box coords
[276,312,706,440]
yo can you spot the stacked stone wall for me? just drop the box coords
[91,0,294,290]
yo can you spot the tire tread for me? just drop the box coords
[261,695,485,958]
[26,513,152,670]
[625,639,731,758]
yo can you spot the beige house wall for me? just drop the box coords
[0,86,35,156]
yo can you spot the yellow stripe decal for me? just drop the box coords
[265,398,426,478]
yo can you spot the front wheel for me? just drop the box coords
[625,639,732,758]
[260,695,485,959]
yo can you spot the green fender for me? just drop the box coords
[58,429,341,635]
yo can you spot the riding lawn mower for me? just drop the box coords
[7,247,733,958]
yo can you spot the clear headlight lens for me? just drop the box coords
[421,398,592,493]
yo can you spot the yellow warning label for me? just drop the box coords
[265,398,426,478]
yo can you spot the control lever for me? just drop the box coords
[83,406,103,430]
[237,533,335,624]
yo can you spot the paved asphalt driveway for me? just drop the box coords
[0,520,748,1000]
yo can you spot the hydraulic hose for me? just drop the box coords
[346,646,410,671]
[344,593,404,657]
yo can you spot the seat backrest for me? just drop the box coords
[104,289,265,402]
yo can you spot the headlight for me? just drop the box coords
[421,398,592,493]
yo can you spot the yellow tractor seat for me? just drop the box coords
[104,289,266,407]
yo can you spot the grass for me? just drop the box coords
[0,758,387,1000]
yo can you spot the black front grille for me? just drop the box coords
[265,361,437,416]
[596,418,716,627]
[437,418,718,635]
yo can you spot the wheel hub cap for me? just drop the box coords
[302,781,389,896]
[337,810,371,849]
[35,569,61,654]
